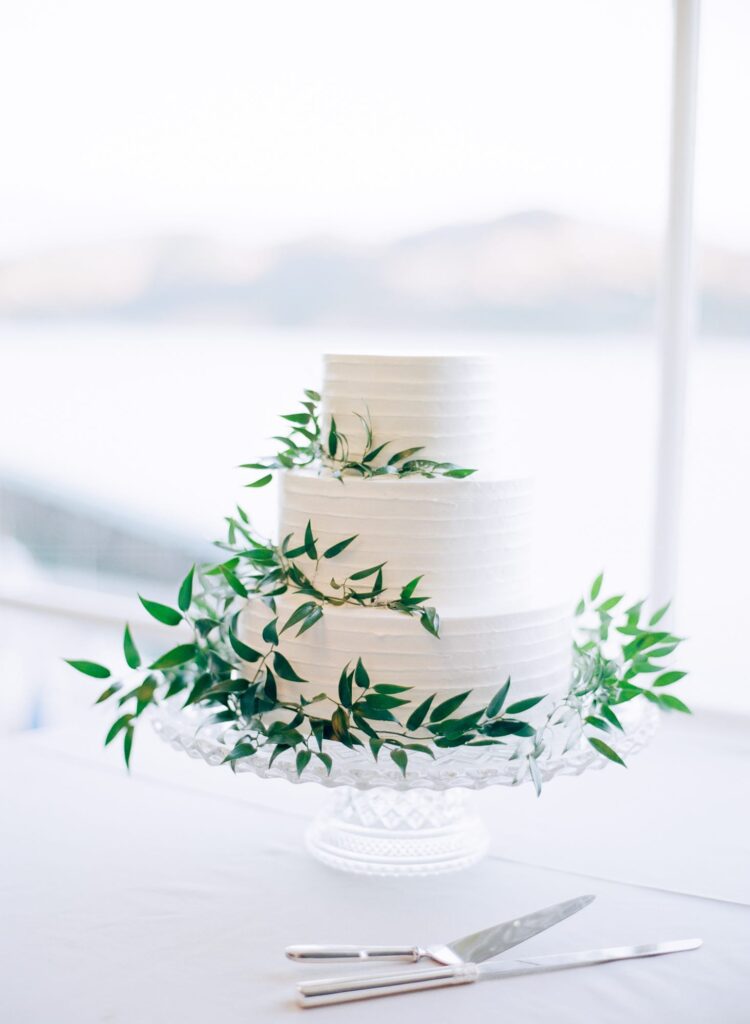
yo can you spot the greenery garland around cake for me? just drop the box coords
[66,389,690,790]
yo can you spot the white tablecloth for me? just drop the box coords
[1,713,749,1023]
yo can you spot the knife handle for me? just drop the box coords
[297,963,479,1008]
[286,944,421,964]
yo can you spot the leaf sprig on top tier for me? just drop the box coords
[241,388,476,483]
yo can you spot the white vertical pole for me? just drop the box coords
[652,0,701,610]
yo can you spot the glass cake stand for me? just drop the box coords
[152,693,658,878]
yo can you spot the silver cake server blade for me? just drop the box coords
[286,893,594,965]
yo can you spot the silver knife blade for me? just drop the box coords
[478,938,702,979]
[428,894,595,966]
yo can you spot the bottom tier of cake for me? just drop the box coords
[238,594,573,726]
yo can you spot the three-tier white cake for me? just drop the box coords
[239,353,572,723]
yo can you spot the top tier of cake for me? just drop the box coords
[321,353,499,468]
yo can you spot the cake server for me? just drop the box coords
[286,893,594,965]
[297,938,702,1008]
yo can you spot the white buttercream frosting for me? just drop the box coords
[321,353,500,468]
[279,469,534,612]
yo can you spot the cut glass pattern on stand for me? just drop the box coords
[152,666,658,876]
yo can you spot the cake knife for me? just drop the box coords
[286,893,594,965]
[297,938,702,1007]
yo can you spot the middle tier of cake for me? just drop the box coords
[278,468,534,612]
[238,594,572,727]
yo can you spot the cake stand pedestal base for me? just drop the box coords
[305,786,489,877]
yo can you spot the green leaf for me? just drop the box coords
[268,743,291,767]
[362,441,391,464]
[338,666,353,708]
[122,625,141,670]
[304,388,321,402]
[405,695,434,731]
[281,601,319,633]
[94,683,121,704]
[138,595,182,626]
[123,726,134,770]
[183,673,213,706]
[506,695,545,715]
[483,719,535,737]
[262,618,279,645]
[590,573,604,601]
[487,678,511,718]
[585,715,611,732]
[420,606,440,637]
[281,412,310,425]
[361,693,411,710]
[588,736,626,767]
[356,704,397,722]
[315,751,333,774]
[574,598,586,616]
[443,468,476,478]
[229,631,262,663]
[373,684,411,694]
[597,594,623,612]
[369,737,384,761]
[323,535,358,559]
[653,670,687,687]
[331,707,349,739]
[149,643,197,670]
[264,667,277,701]
[65,659,111,679]
[105,713,133,746]
[203,709,238,729]
[390,748,408,776]
[220,567,248,598]
[349,562,386,581]
[649,602,671,626]
[354,658,370,689]
[304,521,317,560]
[273,651,307,682]
[600,705,624,731]
[296,605,324,636]
[400,576,423,601]
[388,446,424,465]
[222,742,257,763]
[657,693,691,713]
[328,417,338,457]
[296,749,312,775]
[404,743,435,759]
[177,566,194,612]
[430,691,471,722]
[430,710,484,736]
[246,473,273,488]
[352,712,378,739]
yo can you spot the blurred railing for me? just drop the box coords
[0,572,175,735]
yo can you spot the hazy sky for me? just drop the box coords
[1,0,748,257]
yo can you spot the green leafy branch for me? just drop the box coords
[216,511,441,637]
[66,554,538,776]
[527,573,689,777]
[240,388,476,485]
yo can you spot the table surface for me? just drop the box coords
[2,710,749,1023]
